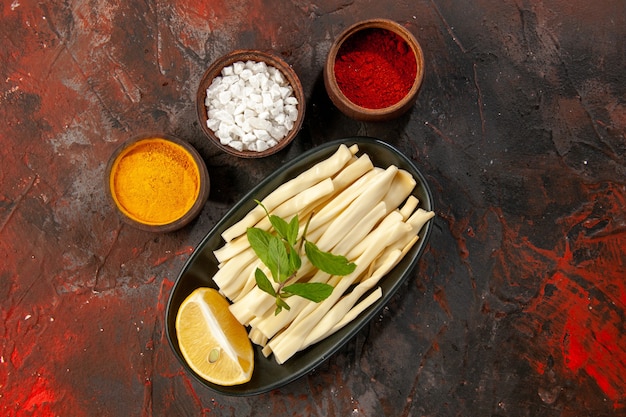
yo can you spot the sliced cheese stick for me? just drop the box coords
[399,195,419,220]
[212,248,257,291]
[251,268,331,340]
[315,165,398,252]
[325,287,383,339]
[269,220,409,364]
[306,168,382,234]
[221,144,354,242]
[380,169,416,213]
[331,201,388,256]
[345,210,404,261]
[214,178,335,263]
[302,249,402,347]
[406,208,435,232]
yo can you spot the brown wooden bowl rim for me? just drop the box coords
[196,50,306,158]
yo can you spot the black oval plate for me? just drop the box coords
[165,137,434,396]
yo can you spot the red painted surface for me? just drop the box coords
[517,183,626,408]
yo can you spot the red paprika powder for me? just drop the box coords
[334,28,417,109]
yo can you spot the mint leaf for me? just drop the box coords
[247,227,273,263]
[254,268,276,297]
[255,200,299,246]
[286,215,299,246]
[268,236,292,282]
[248,227,288,281]
[268,214,299,247]
[269,214,291,241]
[275,297,291,315]
[288,250,301,277]
[304,241,356,276]
[283,282,334,302]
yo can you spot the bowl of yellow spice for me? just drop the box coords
[106,134,210,232]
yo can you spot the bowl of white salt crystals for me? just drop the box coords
[196,50,305,158]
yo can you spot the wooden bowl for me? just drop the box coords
[105,134,210,232]
[196,50,306,158]
[324,19,425,122]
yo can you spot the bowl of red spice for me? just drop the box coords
[324,19,425,122]
[105,134,210,233]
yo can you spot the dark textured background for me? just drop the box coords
[1,1,625,416]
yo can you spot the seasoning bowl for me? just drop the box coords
[324,19,425,122]
[105,134,210,233]
[196,50,306,158]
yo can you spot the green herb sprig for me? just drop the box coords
[246,200,357,315]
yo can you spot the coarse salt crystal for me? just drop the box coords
[256,140,270,152]
[242,133,257,144]
[206,118,220,131]
[222,75,238,85]
[269,125,287,140]
[272,71,285,84]
[253,62,267,72]
[218,91,231,104]
[214,110,234,124]
[217,128,231,144]
[253,129,271,142]
[274,112,286,125]
[231,124,245,139]
[234,103,246,115]
[262,92,273,107]
[233,61,245,74]
[243,108,256,119]
[269,83,281,95]
[240,69,252,80]
[230,140,244,151]
[248,117,272,131]
[249,74,260,89]
[285,105,298,121]
[224,102,236,114]
[230,83,242,98]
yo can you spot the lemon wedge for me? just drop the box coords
[175,287,254,386]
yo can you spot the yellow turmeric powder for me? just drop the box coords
[110,138,201,225]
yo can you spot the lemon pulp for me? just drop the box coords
[175,287,253,386]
